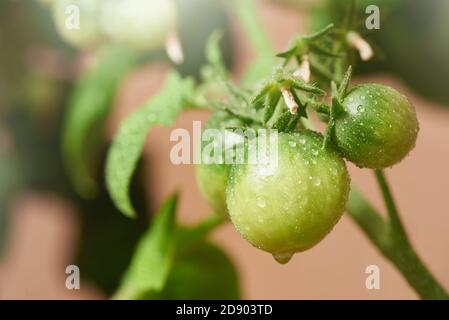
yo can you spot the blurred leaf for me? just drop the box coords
[175,214,224,253]
[62,46,135,198]
[113,194,178,300]
[133,213,240,300]
[75,162,149,295]
[106,71,194,218]
[231,0,277,86]
[230,0,272,53]
[242,55,277,87]
[205,30,227,75]
[148,241,240,300]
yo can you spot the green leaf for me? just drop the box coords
[106,71,194,218]
[140,214,239,300]
[242,54,278,86]
[147,241,240,300]
[272,110,293,131]
[292,80,326,96]
[231,0,278,86]
[230,0,272,54]
[113,194,179,300]
[62,46,136,197]
[303,23,335,41]
[286,112,302,132]
[205,30,226,76]
[338,65,353,99]
[263,90,281,124]
[309,43,344,58]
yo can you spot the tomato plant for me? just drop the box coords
[38,0,448,300]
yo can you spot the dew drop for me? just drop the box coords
[357,105,365,113]
[299,138,306,145]
[273,252,293,264]
[256,196,266,208]
[313,177,321,187]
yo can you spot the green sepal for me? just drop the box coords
[338,65,353,99]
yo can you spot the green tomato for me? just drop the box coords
[333,84,419,169]
[226,131,350,264]
[100,0,177,52]
[196,111,245,217]
[52,0,104,48]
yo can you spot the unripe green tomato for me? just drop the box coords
[196,111,245,217]
[226,131,350,263]
[52,0,104,48]
[333,84,419,169]
[100,0,177,52]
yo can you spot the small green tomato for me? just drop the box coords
[196,111,245,217]
[333,83,419,168]
[100,0,177,52]
[52,0,104,48]
[226,130,350,264]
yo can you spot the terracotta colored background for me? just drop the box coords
[1,0,448,299]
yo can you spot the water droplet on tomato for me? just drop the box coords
[273,252,293,264]
[256,196,266,208]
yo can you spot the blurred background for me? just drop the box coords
[0,0,448,299]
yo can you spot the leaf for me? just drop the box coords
[242,54,278,86]
[230,0,278,86]
[338,65,353,99]
[286,112,302,132]
[292,80,326,96]
[272,110,293,131]
[106,72,194,218]
[230,0,272,54]
[205,30,226,76]
[290,89,308,119]
[175,214,224,253]
[147,241,240,300]
[309,43,344,58]
[62,46,136,197]
[113,194,179,300]
[140,214,239,300]
[303,23,335,41]
[263,90,281,124]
